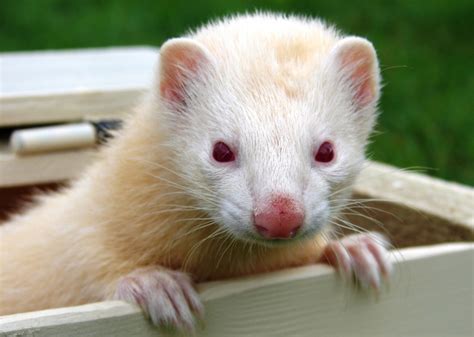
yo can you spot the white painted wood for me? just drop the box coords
[355,161,474,228]
[0,47,157,95]
[0,301,153,337]
[0,149,98,187]
[0,243,472,337]
[0,47,158,126]
[0,89,138,126]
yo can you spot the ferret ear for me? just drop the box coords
[330,37,380,109]
[158,38,215,107]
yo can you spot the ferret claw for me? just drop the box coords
[321,232,392,291]
[114,267,204,332]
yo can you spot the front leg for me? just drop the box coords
[114,266,203,332]
[319,232,393,290]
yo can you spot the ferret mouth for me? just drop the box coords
[241,229,317,247]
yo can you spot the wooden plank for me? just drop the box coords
[0,149,98,187]
[0,89,138,126]
[0,243,472,337]
[0,47,157,127]
[354,161,474,228]
[0,302,153,337]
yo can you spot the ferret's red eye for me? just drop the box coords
[315,141,334,163]
[212,141,235,163]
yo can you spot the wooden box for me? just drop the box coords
[1,48,472,337]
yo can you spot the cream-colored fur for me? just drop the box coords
[0,13,381,316]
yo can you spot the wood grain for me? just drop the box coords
[355,162,474,229]
[0,149,97,187]
[0,243,472,337]
[0,47,157,127]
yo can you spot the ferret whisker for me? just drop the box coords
[244,240,252,260]
[149,185,221,209]
[143,172,221,207]
[131,189,192,201]
[318,231,332,267]
[143,206,212,216]
[337,210,387,229]
[148,181,219,206]
[130,208,214,226]
[144,172,192,192]
[133,209,202,223]
[328,218,369,237]
[329,198,398,213]
[140,179,219,203]
[337,197,393,204]
[332,205,393,222]
[182,227,229,271]
[341,195,434,226]
[367,164,434,174]
[175,217,216,223]
[145,203,208,210]
[173,221,217,240]
[166,221,217,251]
[214,234,235,271]
[331,217,371,236]
[336,212,394,240]
[380,64,409,72]
[131,157,193,182]
[331,197,391,207]
[330,164,434,200]
[136,157,218,196]
[332,202,401,221]
[330,198,403,239]
[331,199,381,214]
[332,217,396,251]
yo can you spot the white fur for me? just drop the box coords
[158,13,380,244]
[0,13,386,330]
[323,233,392,289]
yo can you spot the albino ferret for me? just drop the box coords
[0,13,391,331]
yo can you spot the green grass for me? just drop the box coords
[1,0,472,185]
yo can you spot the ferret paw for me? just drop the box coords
[114,267,203,332]
[320,232,393,290]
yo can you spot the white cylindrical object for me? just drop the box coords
[10,123,97,155]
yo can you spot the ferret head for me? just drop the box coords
[155,16,380,246]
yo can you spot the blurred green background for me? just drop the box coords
[1,0,472,185]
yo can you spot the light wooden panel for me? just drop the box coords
[355,162,474,228]
[0,243,472,337]
[0,47,158,127]
[0,149,98,187]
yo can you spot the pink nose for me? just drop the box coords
[254,196,304,239]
